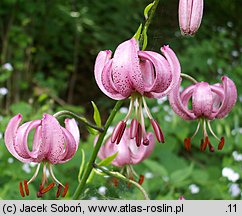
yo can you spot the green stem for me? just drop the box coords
[139,0,160,49]
[53,110,104,132]
[72,100,124,199]
[181,73,198,84]
[93,163,150,200]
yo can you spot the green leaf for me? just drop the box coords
[170,163,194,186]
[133,24,143,40]
[144,2,154,20]
[143,159,168,176]
[98,152,118,166]
[86,126,98,135]
[78,149,86,182]
[91,101,102,127]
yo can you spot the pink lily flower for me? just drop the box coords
[98,128,155,186]
[169,76,237,152]
[95,38,181,144]
[98,128,155,167]
[179,0,204,35]
[4,114,80,198]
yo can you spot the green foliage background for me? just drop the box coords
[0,0,241,200]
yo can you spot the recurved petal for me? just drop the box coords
[42,114,65,164]
[215,76,237,118]
[112,39,137,97]
[101,59,126,100]
[129,132,155,164]
[4,114,33,163]
[159,45,181,97]
[64,118,80,147]
[94,51,112,94]
[139,51,172,94]
[192,82,213,118]
[16,120,42,159]
[58,127,78,163]
[168,78,196,120]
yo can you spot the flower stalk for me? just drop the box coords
[72,100,124,199]
[54,110,104,132]
[92,163,150,200]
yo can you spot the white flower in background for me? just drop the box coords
[189,184,200,194]
[222,167,240,182]
[90,196,98,200]
[8,157,14,164]
[120,107,128,114]
[98,186,107,196]
[157,96,167,105]
[144,172,154,179]
[2,63,13,71]
[0,87,8,96]
[229,183,241,197]
[22,163,31,174]
[0,132,3,139]
[232,151,242,161]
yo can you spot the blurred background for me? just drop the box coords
[0,0,241,199]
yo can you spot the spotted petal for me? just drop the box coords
[4,114,33,163]
[42,114,65,164]
[168,78,196,120]
[215,76,237,118]
[192,82,213,118]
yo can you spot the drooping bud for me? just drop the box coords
[150,119,165,143]
[178,0,204,35]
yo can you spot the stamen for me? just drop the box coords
[56,184,63,198]
[207,120,220,141]
[24,180,29,196]
[116,122,126,144]
[200,139,205,151]
[135,123,142,147]
[207,138,214,152]
[19,182,25,197]
[130,118,138,139]
[138,175,145,185]
[37,184,44,198]
[150,119,165,143]
[27,163,41,185]
[143,136,149,146]
[218,137,225,150]
[111,121,125,143]
[48,164,65,188]
[40,182,55,194]
[124,96,135,122]
[62,182,69,197]
[127,176,134,188]
[191,120,201,140]
[142,97,153,119]
[112,177,119,187]
[184,137,191,151]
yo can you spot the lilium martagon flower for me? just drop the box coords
[94,38,181,146]
[168,76,237,152]
[4,114,80,198]
[97,128,155,186]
